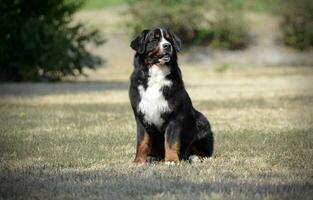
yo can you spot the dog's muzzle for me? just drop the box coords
[158,54,171,64]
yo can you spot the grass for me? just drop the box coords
[231,0,279,12]
[80,0,279,11]
[0,65,313,199]
[81,0,128,10]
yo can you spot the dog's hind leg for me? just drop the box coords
[190,111,214,158]
[190,134,214,158]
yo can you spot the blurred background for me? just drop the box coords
[1,0,313,82]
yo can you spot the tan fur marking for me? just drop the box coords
[134,131,151,163]
[168,98,175,111]
[164,135,180,162]
[146,47,161,65]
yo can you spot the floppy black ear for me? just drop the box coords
[169,29,181,52]
[130,29,149,54]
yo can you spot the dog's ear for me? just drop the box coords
[130,29,149,54]
[168,29,181,52]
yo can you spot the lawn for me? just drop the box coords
[0,65,312,199]
[82,0,128,10]
[80,0,278,11]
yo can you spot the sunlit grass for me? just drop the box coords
[81,0,128,10]
[80,0,278,12]
[0,66,313,199]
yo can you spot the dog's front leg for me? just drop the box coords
[134,131,150,163]
[134,119,151,163]
[164,121,181,164]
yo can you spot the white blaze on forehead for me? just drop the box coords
[159,28,170,52]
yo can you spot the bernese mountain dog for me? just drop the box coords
[129,27,214,164]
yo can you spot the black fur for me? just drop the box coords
[129,28,214,162]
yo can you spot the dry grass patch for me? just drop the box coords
[0,66,313,199]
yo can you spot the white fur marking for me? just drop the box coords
[159,28,170,53]
[138,65,172,128]
[188,155,200,163]
[165,161,176,166]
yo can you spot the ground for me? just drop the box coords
[1,6,313,200]
[1,65,312,199]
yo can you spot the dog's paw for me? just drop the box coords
[188,155,200,163]
[164,161,176,166]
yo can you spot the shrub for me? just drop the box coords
[127,0,208,44]
[208,1,251,49]
[279,0,313,50]
[127,0,251,49]
[0,0,104,82]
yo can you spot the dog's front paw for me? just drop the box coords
[164,161,176,166]
[134,157,146,164]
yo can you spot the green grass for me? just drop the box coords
[0,66,313,199]
[80,0,279,11]
[81,0,128,10]
[231,0,279,12]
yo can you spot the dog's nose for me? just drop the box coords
[163,43,171,50]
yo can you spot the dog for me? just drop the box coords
[129,27,214,164]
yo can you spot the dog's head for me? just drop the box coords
[130,28,181,65]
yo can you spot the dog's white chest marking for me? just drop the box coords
[138,65,172,128]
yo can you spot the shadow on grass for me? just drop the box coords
[0,80,129,97]
[0,167,312,199]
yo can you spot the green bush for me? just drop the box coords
[279,0,313,50]
[127,0,251,49]
[127,0,208,44]
[208,1,251,49]
[0,0,104,82]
